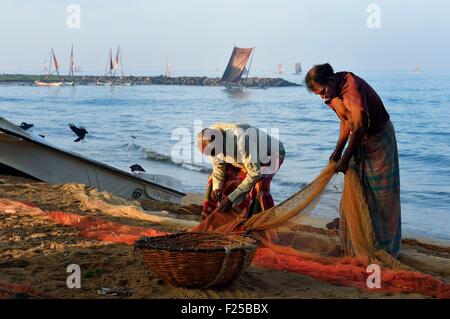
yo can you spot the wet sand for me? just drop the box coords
[0,175,449,299]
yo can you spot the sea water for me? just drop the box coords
[0,71,449,241]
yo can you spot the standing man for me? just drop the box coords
[196,123,285,222]
[305,63,401,258]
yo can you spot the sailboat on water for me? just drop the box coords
[277,64,285,75]
[35,48,64,86]
[165,58,173,77]
[97,46,132,86]
[412,64,421,74]
[293,62,302,75]
[220,46,254,89]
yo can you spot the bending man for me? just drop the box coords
[197,123,285,221]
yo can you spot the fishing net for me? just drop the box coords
[2,163,449,298]
[190,162,450,298]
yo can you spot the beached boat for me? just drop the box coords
[220,46,254,89]
[0,117,185,204]
[35,48,64,87]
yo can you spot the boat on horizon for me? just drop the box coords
[293,62,302,75]
[97,47,132,86]
[165,58,173,77]
[277,64,285,75]
[412,64,421,74]
[34,48,64,87]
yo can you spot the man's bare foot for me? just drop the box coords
[326,218,340,230]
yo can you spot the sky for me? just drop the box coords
[0,0,449,75]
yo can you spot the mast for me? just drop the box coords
[52,48,60,76]
[69,44,74,77]
[105,48,114,76]
[245,47,255,81]
[48,49,53,75]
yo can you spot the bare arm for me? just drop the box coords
[337,110,368,172]
[330,120,350,162]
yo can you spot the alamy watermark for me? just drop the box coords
[66,263,81,289]
[171,120,282,175]
[66,4,81,29]
[367,4,381,29]
[366,264,381,289]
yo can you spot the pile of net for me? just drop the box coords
[57,183,196,229]
[190,162,450,298]
[1,162,449,298]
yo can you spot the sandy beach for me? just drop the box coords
[1,174,449,299]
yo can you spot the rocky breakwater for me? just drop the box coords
[0,74,301,87]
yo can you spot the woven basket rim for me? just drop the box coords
[134,231,259,253]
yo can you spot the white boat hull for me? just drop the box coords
[0,118,184,203]
[96,81,113,86]
[34,80,64,87]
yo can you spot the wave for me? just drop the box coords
[117,142,146,152]
[274,180,307,189]
[144,149,211,174]
[0,97,29,103]
[144,149,173,163]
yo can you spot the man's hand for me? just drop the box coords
[211,189,223,202]
[336,158,349,173]
[217,196,232,213]
[329,149,342,162]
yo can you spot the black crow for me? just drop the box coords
[130,164,145,173]
[19,122,34,130]
[68,123,88,142]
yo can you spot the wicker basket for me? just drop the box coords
[134,232,259,289]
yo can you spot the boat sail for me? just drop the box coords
[220,46,254,88]
[277,64,285,75]
[35,48,64,87]
[294,62,302,75]
[165,58,173,77]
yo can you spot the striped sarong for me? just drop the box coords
[201,155,284,221]
[352,119,402,258]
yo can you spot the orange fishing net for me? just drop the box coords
[1,171,449,299]
[190,162,450,298]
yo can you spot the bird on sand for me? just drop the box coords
[68,123,88,142]
[130,164,146,173]
[19,122,34,130]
